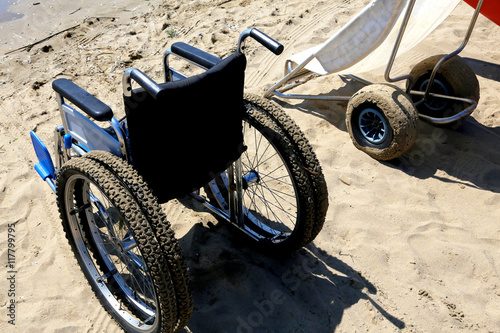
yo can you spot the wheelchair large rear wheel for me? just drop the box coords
[57,156,191,333]
[206,94,329,254]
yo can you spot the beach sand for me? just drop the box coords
[0,0,499,332]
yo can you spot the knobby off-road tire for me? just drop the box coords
[408,54,480,128]
[346,83,419,161]
[83,150,193,330]
[206,93,329,254]
[57,155,192,333]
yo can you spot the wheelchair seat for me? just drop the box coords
[123,52,247,203]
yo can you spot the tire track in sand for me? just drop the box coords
[246,1,357,89]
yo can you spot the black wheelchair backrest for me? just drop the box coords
[124,52,247,203]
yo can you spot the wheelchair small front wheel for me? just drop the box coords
[206,94,329,254]
[57,156,191,333]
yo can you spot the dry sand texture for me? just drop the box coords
[0,0,499,332]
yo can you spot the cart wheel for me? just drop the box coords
[408,54,479,128]
[346,83,419,161]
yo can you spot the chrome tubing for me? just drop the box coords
[271,90,351,101]
[264,54,316,98]
[384,0,417,87]
[237,28,284,55]
[122,68,163,99]
[189,192,262,242]
[422,0,484,101]
[110,117,129,162]
[411,90,478,124]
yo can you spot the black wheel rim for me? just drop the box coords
[358,108,389,145]
[418,78,450,112]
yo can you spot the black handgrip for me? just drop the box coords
[249,29,284,55]
[128,69,164,99]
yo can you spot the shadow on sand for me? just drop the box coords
[176,210,405,333]
[271,74,500,194]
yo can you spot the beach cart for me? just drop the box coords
[29,29,328,332]
[265,0,498,160]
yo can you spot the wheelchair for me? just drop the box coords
[30,29,328,332]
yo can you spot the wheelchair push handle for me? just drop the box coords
[123,68,164,99]
[238,28,284,55]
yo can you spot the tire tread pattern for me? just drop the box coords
[57,156,190,333]
[83,151,193,332]
[244,94,329,244]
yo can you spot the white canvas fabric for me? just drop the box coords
[288,0,461,75]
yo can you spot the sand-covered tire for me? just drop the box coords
[346,83,419,161]
[408,54,480,128]
[57,155,191,333]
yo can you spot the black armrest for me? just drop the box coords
[171,42,222,69]
[52,78,113,121]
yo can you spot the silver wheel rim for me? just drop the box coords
[210,119,300,243]
[64,174,159,332]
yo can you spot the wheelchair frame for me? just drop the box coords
[30,21,328,332]
[31,28,285,242]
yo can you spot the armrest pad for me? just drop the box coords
[171,42,222,69]
[52,78,113,121]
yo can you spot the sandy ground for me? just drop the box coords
[0,0,499,332]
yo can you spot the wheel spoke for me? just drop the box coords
[65,175,159,328]
[204,96,329,252]
[60,153,193,331]
[234,116,300,239]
